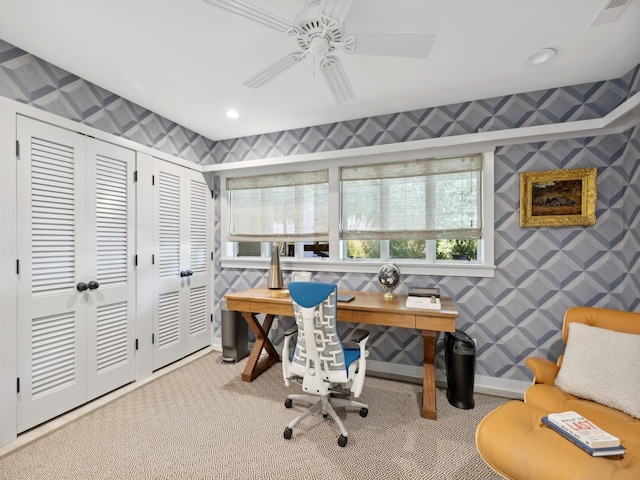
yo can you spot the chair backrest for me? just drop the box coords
[288,282,349,385]
[562,306,640,343]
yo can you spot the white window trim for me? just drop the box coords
[219,150,495,278]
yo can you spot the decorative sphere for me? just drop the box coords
[377,263,400,298]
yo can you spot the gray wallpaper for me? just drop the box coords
[211,65,640,382]
[0,40,215,164]
[1,37,639,383]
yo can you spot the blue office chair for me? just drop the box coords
[282,282,369,447]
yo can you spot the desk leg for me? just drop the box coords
[421,330,438,419]
[241,312,280,382]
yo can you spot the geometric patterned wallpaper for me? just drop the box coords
[0,39,215,165]
[212,66,640,382]
[1,36,638,383]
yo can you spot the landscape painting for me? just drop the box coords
[520,167,597,227]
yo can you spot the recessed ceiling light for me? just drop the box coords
[226,109,239,119]
[525,48,556,65]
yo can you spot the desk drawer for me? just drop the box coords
[351,311,414,328]
[415,315,456,332]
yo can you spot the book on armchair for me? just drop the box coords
[541,412,625,457]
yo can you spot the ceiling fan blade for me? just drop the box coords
[321,0,354,25]
[321,55,355,104]
[202,0,293,33]
[348,32,436,58]
[242,53,303,88]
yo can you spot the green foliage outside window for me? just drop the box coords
[346,240,380,259]
[436,239,477,260]
[390,240,426,259]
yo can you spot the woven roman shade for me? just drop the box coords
[340,155,482,240]
[227,170,329,241]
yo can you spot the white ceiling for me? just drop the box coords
[1,0,639,141]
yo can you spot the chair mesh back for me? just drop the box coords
[290,283,347,375]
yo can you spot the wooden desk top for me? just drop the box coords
[224,287,457,333]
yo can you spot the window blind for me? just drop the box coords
[340,155,482,240]
[227,170,329,241]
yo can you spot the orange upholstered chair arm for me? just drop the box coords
[525,357,559,385]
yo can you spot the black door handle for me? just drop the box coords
[180,270,187,277]
[76,282,88,292]
[186,269,193,277]
[88,280,100,290]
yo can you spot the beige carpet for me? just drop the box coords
[0,352,506,479]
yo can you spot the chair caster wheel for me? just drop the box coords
[359,408,368,417]
[323,413,328,419]
[284,398,293,408]
[284,427,293,440]
[338,435,347,447]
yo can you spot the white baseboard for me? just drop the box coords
[366,359,527,399]
[213,340,528,400]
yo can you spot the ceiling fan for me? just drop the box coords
[202,0,435,104]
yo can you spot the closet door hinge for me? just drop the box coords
[15,140,20,160]
[211,189,214,199]
[135,339,139,351]
[152,254,155,265]
[133,170,138,183]
[16,259,20,275]
[152,333,155,345]
[210,313,213,323]
[134,254,138,266]
[152,175,155,186]
[16,378,20,394]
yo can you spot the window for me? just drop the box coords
[340,155,482,240]
[221,151,494,277]
[227,170,328,241]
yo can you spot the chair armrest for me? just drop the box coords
[282,325,298,386]
[351,328,369,344]
[525,357,559,385]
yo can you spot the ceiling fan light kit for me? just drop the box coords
[203,0,435,104]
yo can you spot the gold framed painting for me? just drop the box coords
[520,167,597,227]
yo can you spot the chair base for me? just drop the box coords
[284,393,369,447]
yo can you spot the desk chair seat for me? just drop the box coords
[282,282,369,447]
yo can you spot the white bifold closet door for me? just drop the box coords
[16,117,136,432]
[152,159,211,371]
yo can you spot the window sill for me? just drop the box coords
[220,257,496,278]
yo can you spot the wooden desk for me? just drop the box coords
[224,287,458,420]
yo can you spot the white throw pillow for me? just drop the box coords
[555,322,640,419]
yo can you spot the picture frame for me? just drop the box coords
[520,167,597,227]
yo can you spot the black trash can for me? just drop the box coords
[444,329,476,409]
[221,304,248,363]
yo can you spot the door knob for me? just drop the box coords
[180,270,187,277]
[88,280,100,290]
[186,269,193,277]
[76,282,88,292]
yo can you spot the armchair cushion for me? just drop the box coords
[555,322,640,419]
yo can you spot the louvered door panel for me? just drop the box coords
[158,171,181,278]
[95,302,129,372]
[17,117,88,433]
[31,312,77,399]
[189,286,208,336]
[185,170,211,353]
[31,138,76,295]
[96,155,128,286]
[158,291,181,347]
[86,140,136,401]
[152,160,188,370]
[190,179,209,275]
